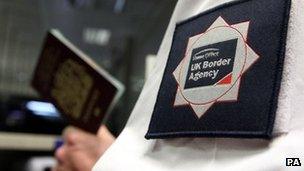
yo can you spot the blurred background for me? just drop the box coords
[0,0,176,170]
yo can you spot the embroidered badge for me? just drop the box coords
[145,0,291,139]
[173,16,259,118]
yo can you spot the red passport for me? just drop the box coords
[32,30,124,133]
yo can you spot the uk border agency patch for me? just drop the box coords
[173,18,259,117]
[145,0,291,139]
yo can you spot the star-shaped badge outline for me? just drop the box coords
[173,16,260,118]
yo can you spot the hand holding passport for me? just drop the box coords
[32,30,124,133]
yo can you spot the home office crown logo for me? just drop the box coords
[173,16,260,118]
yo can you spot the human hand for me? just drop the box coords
[52,125,115,171]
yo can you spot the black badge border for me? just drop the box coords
[145,0,292,139]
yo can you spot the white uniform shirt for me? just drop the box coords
[93,0,304,170]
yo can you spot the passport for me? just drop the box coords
[32,29,124,133]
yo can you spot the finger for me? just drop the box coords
[97,125,108,138]
[53,148,75,171]
[96,125,115,151]
[63,126,96,146]
[52,164,70,171]
[55,144,67,164]
[66,150,97,171]
[62,126,80,145]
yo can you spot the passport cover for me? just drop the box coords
[32,30,124,133]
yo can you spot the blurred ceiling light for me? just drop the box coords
[25,101,59,117]
[83,28,111,46]
[114,0,126,13]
